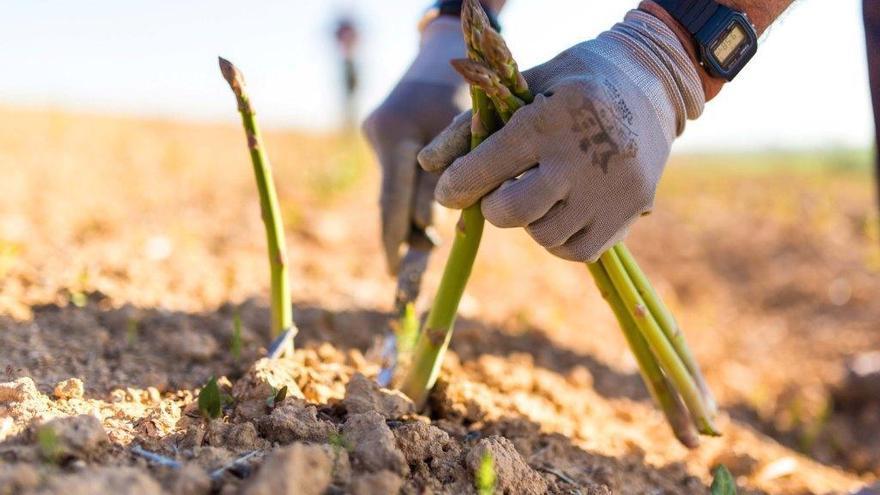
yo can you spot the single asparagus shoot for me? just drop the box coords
[219,57,295,345]
[460,0,491,61]
[399,0,500,407]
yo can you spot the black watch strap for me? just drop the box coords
[435,0,502,32]
[655,0,720,34]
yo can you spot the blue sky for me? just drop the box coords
[0,0,872,151]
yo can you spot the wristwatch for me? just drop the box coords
[655,0,757,81]
[419,0,502,33]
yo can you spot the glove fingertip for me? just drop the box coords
[433,175,467,210]
[417,146,448,173]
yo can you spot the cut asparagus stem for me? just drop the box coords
[613,244,717,416]
[219,57,295,346]
[587,262,700,448]
[599,248,719,435]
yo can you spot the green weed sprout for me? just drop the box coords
[475,452,497,495]
[198,376,222,419]
[710,465,737,495]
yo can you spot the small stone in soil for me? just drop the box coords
[53,378,85,400]
[350,470,404,495]
[343,411,408,475]
[241,443,332,495]
[257,399,337,443]
[342,373,415,419]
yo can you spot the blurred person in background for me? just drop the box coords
[334,15,361,131]
[866,0,880,216]
[364,1,880,464]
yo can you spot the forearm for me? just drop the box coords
[717,0,795,34]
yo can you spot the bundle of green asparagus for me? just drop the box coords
[399,0,719,447]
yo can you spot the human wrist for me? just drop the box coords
[602,9,705,139]
[402,16,467,87]
[638,0,726,101]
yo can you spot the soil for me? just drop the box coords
[0,107,878,494]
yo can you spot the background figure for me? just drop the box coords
[334,16,360,131]
[866,0,880,216]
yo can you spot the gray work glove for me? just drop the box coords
[363,17,467,274]
[419,10,705,262]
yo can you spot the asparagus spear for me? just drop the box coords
[599,248,719,435]
[588,262,700,448]
[219,57,296,350]
[614,244,717,415]
[399,0,500,406]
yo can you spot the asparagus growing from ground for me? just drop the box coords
[219,57,296,350]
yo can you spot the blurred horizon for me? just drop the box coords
[2,0,873,152]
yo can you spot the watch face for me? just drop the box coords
[713,22,747,68]
[696,9,757,81]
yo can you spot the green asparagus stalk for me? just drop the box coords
[219,57,295,343]
[399,1,500,405]
[599,248,719,435]
[399,98,496,405]
[613,244,717,415]
[476,28,531,102]
[588,262,700,448]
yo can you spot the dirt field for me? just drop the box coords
[0,106,878,494]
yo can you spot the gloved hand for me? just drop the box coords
[419,10,705,262]
[363,17,467,274]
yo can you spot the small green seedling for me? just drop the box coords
[69,292,87,308]
[126,317,139,346]
[230,311,243,361]
[69,268,90,308]
[266,385,288,408]
[37,425,61,463]
[0,240,20,279]
[710,465,737,495]
[475,452,496,495]
[198,376,222,419]
[329,432,353,452]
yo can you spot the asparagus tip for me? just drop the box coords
[461,0,491,58]
[218,56,245,95]
[462,0,491,31]
[478,28,512,70]
[450,59,499,92]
